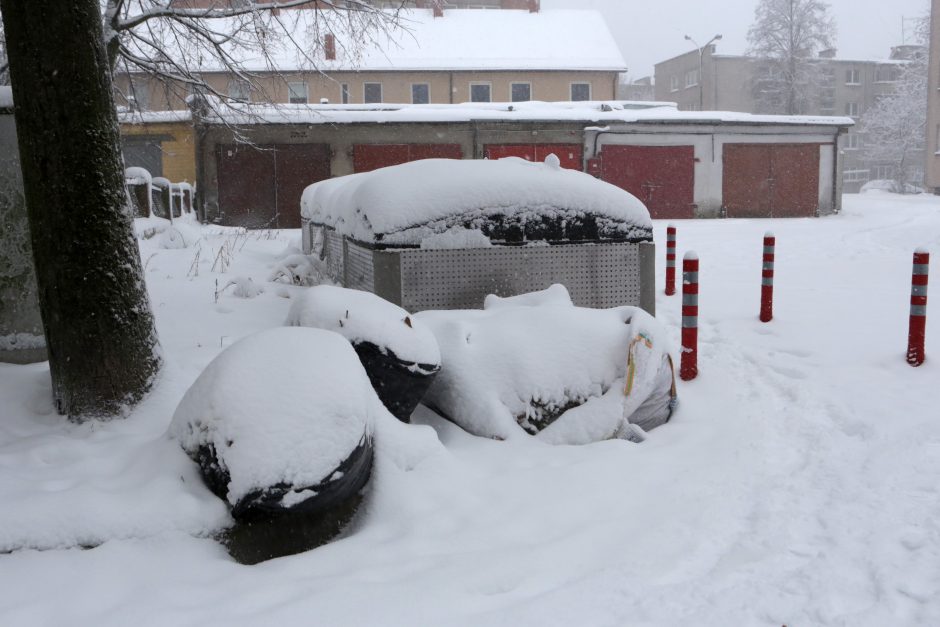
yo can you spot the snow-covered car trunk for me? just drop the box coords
[301,156,656,313]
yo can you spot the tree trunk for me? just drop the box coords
[0,0,161,420]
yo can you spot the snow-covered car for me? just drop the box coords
[301,155,655,314]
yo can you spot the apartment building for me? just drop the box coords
[116,1,624,109]
[925,0,940,191]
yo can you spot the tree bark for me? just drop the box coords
[0,0,161,420]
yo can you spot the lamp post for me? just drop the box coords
[683,33,722,110]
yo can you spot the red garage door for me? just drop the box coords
[217,143,331,228]
[598,145,696,219]
[217,144,330,229]
[485,143,582,170]
[353,144,463,173]
[723,144,819,218]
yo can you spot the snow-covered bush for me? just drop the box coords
[169,327,380,563]
[286,285,441,422]
[416,299,676,443]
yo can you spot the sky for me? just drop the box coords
[542,0,930,79]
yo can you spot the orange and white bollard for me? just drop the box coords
[760,232,775,323]
[665,224,677,296]
[907,248,929,367]
[680,251,699,381]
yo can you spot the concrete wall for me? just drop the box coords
[0,111,46,364]
[926,0,940,190]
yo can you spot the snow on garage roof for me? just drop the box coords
[132,9,626,74]
[301,156,652,247]
[206,99,855,128]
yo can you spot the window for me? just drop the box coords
[364,82,382,104]
[570,82,591,101]
[845,133,860,150]
[843,169,869,183]
[873,165,895,180]
[288,81,308,104]
[341,83,350,104]
[228,79,250,102]
[127,78,150,111]
[845,102,860,117]
[670,76,679,92]
[846,69,861,85]
[685,69,699,88]
[511,82,531,102]
[470,82,491,103]
[875,66,896,83]
[411,83,430,104]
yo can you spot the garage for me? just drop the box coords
[597,145,695,219]
[484,143,583,170]
[722,144,820,218]
[217,143,330,228]
[352,143,463,173]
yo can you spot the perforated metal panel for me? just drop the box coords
[394,243,644,311]
[322,228,345,281]
[345,240,375,293]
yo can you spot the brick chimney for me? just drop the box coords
[324,33,336,61]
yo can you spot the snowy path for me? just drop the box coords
[1,193,939,625]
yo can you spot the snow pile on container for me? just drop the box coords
[169,327,379,563]
[416,299,676,443]
[301,157,652,247]
[483,283,573,310]
[286,286,441,422]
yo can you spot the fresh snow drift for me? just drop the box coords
[416,302,675,442]
[301,157,653,247]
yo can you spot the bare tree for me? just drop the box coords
[746,0,836,115]
[103,1,407,110]
[859,20,928,192]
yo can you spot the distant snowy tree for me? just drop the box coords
[859,21,928,192]
[746,0,836,114]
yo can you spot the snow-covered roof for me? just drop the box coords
[118,109,192,124]
[301,156,652,247]
[130,8,625,74]
[206,99,854,128]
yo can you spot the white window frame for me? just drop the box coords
[846,69,861,85]
[287,81,308,104]
[685,69,699,88]
[669,76,679,92]
[228,79,251,102]
[411,83,431,104]
[845,102,860,117]
[843,169,869,183]
[510,82,532,102]
[469,82,492,103]
[570,82,591,101]
[363,82,383,104]
[341,83,350,104]
[844,133,860,150]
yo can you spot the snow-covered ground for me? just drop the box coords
[1,192,938,626]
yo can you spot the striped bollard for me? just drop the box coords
[907,249,929,367]
[665,225,677,296]
[680,251,699,381]
[760,231,775,323]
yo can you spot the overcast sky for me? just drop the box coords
[542,0,929,79]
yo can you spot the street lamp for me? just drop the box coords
[683,33,722,110]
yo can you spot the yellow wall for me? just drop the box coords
[120,121,196,183]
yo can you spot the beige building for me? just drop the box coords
[654,46,914,192]
[926,0,940,191]
[115,4,625,110]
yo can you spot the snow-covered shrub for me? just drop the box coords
[286,285,441,422]
[169,327,380,563]
[269,252,328,286]
[416,299,676,443]
[223,276,263,299]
